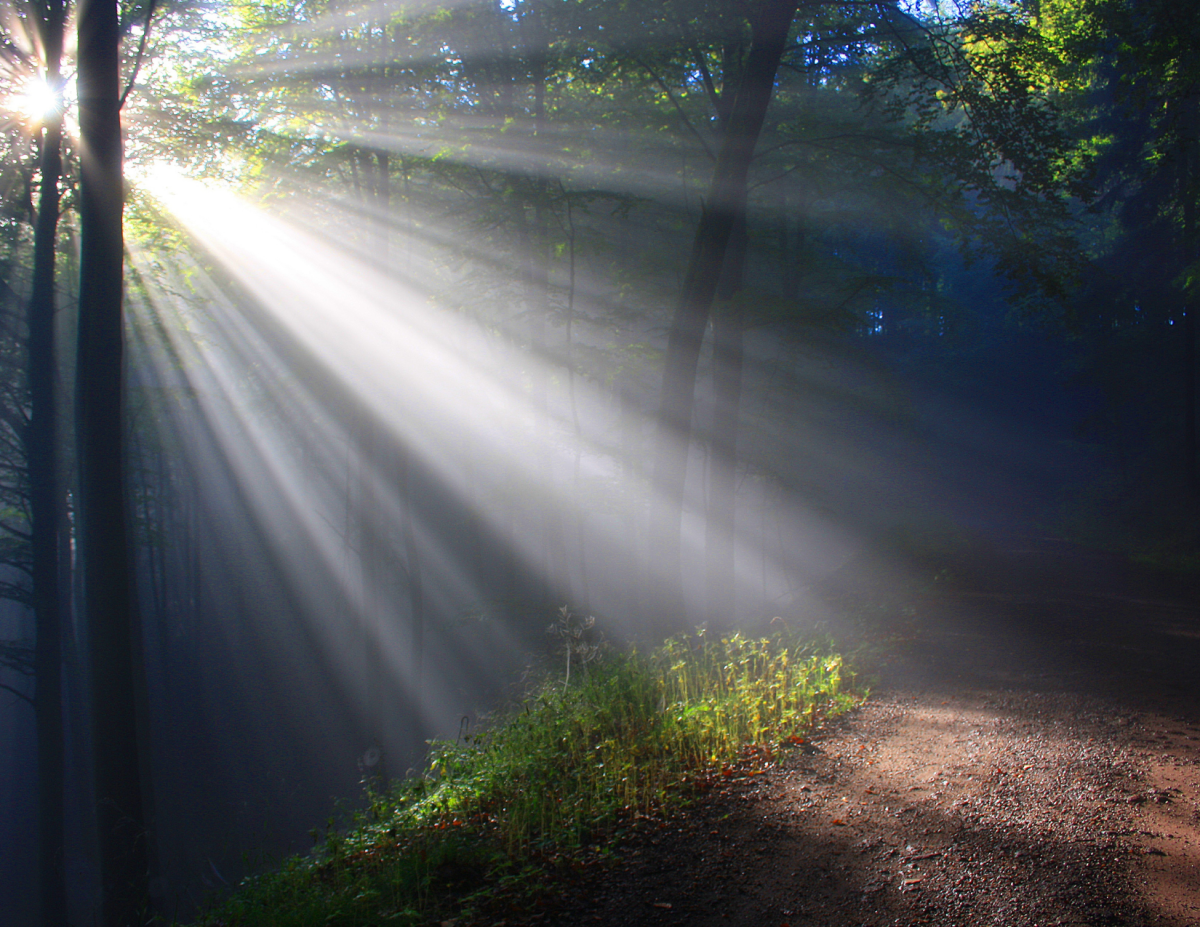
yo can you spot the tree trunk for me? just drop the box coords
[705,219,747,627]
[399,447,424,687]
[1180,93,1198,529]
[29,1,66,922]
[519,0,568,614]
[356,148,393,787]
[76,0,151,922]
[650,0,798,628]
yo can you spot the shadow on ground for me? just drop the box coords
[504,538,1200,927]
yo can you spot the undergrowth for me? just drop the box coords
[193,629,860,927]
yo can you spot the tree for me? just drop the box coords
[955,0,1200,540]
[76,0,151,920]
[27,0,68,919]
[648,0,799,626]
[1083,0,1200,513]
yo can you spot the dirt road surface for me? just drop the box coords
[534,539,1200,927]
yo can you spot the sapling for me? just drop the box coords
[548,606,603,688]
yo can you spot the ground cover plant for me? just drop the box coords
[192,624,859,926]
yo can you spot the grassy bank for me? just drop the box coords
[195,629,860,926]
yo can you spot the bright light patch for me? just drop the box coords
[134,160,202,204]
[10,74,60,125]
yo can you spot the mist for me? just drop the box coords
[0,1,1190,923]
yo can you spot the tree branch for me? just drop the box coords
[633,55,716,161]
[0,682,34,706]
[119,0,159,111]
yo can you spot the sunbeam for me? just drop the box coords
[2,1,1149,922]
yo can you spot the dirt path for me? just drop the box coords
[527,540,1200,927]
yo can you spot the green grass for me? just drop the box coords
[192,630,860,927]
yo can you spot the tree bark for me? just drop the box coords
[76,0,151,922]
[650,0,798,628]
[29,1,66,923]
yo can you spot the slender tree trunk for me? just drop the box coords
[29,1,66,922]
[1184,150,1198,503]
[357,408,389,786]
[390,153,428,689]
[520,0,568,612]
[650,0,797,628]
[563,196,592,614]
[1180,93,1199,531]
[1187,291,1197,496]
[399,448,423,685]
[76,0,151,922]
[705,219,747,627]
[356,148,393,787]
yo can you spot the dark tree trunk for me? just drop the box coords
[76,0,151,922]
[29,1,66,923]
[1180,93,1199,530]
[1184,147,1198,504]
[399,448,424,684]
[1187,293,1197,497]
[650,0,798,628]
[618,382,646,623]
[705,219,747,627]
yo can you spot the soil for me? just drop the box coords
[482,538,1200,927]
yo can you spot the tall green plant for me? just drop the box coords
[193,631,858,927]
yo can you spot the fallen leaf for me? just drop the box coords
[832,818,847,826]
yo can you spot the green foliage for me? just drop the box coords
[192,630,858,926]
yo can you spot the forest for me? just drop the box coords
[1,0,1198,924]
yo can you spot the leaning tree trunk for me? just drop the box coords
[28,1,67,923]
[76,0,151,923]
[650,0,798,629]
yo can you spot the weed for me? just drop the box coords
[190,628,859,926]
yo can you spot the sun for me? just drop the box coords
[8,73,61,127]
